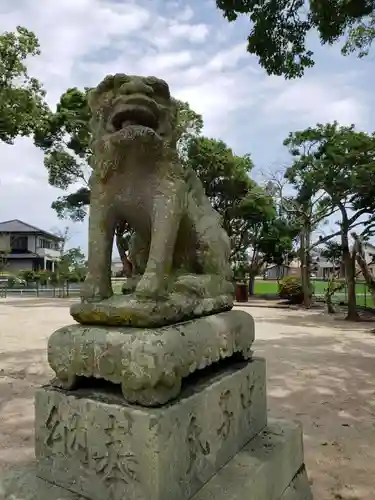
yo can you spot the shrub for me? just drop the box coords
[7,276,16,288]
[18,269,36,284]
[278,276,304,304]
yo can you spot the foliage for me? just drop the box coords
[18,269,37,284]
[320,241,343,267]
[284,121,375,237]
[0,249,9,273]
[283,121,375,319]
[186,136,296,268]
[0,26,48,143]
[232,259,250,281]
[215,0,375,78]
[278,276,304,304]
[34,87,92,221]
[58,247,87,281]
[342,13,375,57]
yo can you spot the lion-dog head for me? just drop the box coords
[88,74,178,163]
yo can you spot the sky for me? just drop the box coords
[1,0,375,253]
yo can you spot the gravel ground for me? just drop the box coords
[1,297,375,499]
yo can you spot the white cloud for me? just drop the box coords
[262,78,367,127]
[141,51,193,71]
[173,5,194,22]
[207,43,258,71]
[0,0,372,252]
[167,22,210,43]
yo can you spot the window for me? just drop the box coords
[40,238,52,249]
[10,235,28,251]
[39,238,60,251]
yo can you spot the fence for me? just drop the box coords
[311,279,373,308]
[0,282,81,299]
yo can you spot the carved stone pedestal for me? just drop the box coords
[35,358,267,500]
[47,310,254,406]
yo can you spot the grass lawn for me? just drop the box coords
[254,279,374,308]
[112,278,374,308]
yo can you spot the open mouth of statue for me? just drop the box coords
[111,106,158,132]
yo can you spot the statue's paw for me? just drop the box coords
[135,273,165,299]
[80,279,100,302]
[80,276,112,302]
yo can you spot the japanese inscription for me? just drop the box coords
[92,414,139,487]
[186,415,210,474]
[241,375,255,409]
[45,405,88,463]
[45,404,139,495]
[217,389,234,440]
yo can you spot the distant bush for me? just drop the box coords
[278,276,304,304]
[18,269,36,284]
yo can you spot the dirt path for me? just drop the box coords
[1,298,375,499]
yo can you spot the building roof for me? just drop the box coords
[266,263,290,270]
[6,252,39,259]
[0,219,62,240]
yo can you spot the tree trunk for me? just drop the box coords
[341,229,359,321]
[248,276,255,295]
[300,227,312,308]
[352,232,375,304]
[325,275,337,314]
[115,224,133,277]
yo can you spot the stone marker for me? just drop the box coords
[32,73,313,500]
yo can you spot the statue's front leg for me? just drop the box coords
[81,182,116,302]
[135,180,185,298]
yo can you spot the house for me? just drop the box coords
[0,219,62,274]
[265,260,301,280]
[111,257,123,276]
[265,264,291,280]
[310,241,375,280]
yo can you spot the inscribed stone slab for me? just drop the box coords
[2,427,312,500]
[35,358,266,500]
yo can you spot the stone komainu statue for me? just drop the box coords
[81,74,232,302]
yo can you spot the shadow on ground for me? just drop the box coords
[256,309,375,332]
[253,325,375,500]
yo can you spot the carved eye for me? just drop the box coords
[145,77,170,99]
[113,73,130,89]
[96,75,115,95]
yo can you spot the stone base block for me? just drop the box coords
[47,309,254,406]
[279,467,313,500]
[192,419,313,500]
[35,358,266,500]
[5,420,312,500]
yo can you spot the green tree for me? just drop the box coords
[186,137,297,291]
[59,247,87,281]
[342,13,375,57]
[0,26,48,143]
[215,0,375,78]
[0,249,9,273]
[320,240,345,313]
[268,173,335,307]
[34,87,203,274]
[284,121,375,319]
